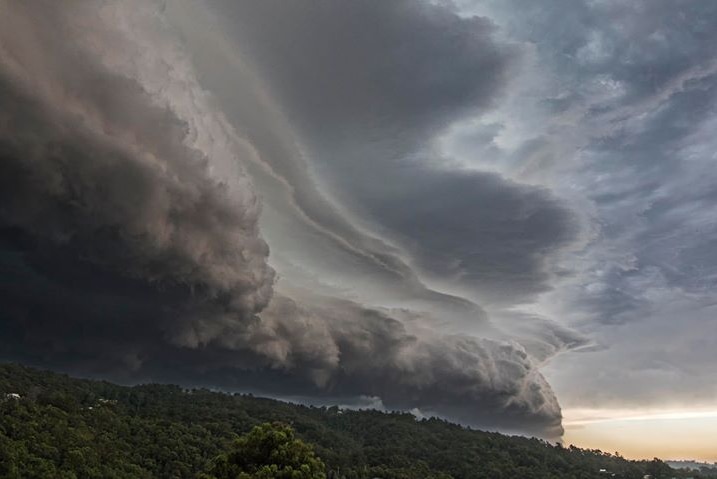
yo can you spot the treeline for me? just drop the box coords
[0,363,711,479]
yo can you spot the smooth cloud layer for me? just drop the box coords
[202,0,581,308]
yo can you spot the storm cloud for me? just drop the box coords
[11,0,716,442]
[194,0,580,307]
[0,0,568,439]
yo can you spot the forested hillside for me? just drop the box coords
[0,363,709,479]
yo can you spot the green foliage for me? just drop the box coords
[205,422,325,479]
[0,363,712,479]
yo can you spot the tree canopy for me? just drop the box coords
[1,363,714,479]
[204,423,326,479]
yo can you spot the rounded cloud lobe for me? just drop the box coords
[0,0,565,439]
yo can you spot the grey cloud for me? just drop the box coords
[211,0,516,142]
[452,0,717,407]
[474,0,717,103]
[0,239,563,439]
[446,0,717,318]
[548,297,717,409]
[0,0,273,368]
[165,0,488,317]
[365,169,580,304]
[578,1,717,103]
[206,0,517,199]
[194,0,581,305]
[569,71,717,325]
[0,55,273,321]
[498,313,593,365]
[0,0,565,439]
[160,294,564,440]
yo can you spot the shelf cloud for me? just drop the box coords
[0,0,573,439]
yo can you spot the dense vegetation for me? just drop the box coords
[201,422,326,479]
[0,363,711,479]
[668,461,717,475]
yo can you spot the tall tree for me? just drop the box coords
[204,422,326,479]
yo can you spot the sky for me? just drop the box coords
[1,0,716,460]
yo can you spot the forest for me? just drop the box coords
[0,363,713,479]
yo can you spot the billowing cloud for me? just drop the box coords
[0,0,275,315]
[167,295,563,439]
[0,0,567,439]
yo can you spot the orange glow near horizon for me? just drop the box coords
[562,408,717,463]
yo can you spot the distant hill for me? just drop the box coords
[0,362,713,479]
[668,461,717,472]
